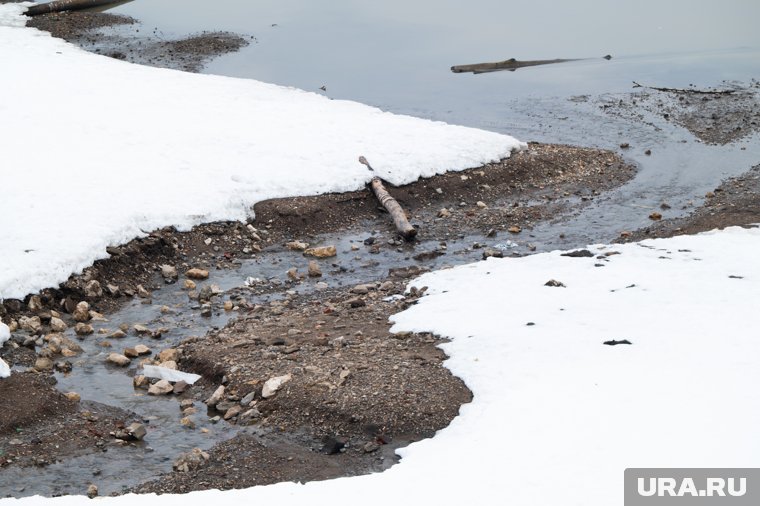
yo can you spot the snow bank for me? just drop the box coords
[7,226,759,504]
[0,3,524,300]
[0,322,10,378]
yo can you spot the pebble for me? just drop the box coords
[304,245,337,258]
[106,353,131,367]
[34,357,54,371]
[437,208,451,218]
[64,392,81,402]
[19,316,42,333]
[27,295,43,312]
[351,284,370,295]
[158,348,180,362]
[110,329,126,339]
[148,379,173,395]
[73,301,91,322]
[183,279,197,290]
[160,264,178,280]
[74,323,94,336]
[307,260,322,277]
[136,285,151,298]
[50,317,67,332]
[127,422,147,440]
[649,211,663,220]
[508,225,522,234]
[286,241,309,251]
[261,374,292,398]
[482,248,504,259]
[86,484,98,499]
[205,385,225,407]
[315,281,329,291]
[84,280,103,298]
[173,448,209,473]
[476,201,487,208]
[180,416,196,429]
[186,268,209,280]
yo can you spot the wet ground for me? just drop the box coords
[2,1,760,499]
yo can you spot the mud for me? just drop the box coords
[25,10,249,72]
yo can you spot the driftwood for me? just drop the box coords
[359,156,417,241]
[451,55,611,74]
[25,0,126,16]
[631,81,737,95]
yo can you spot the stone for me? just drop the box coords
[87,484,98,499]
[304,245,337,258]
[172,448,209,473]
[286,267,301,281]
[307,260,322,277]
[88,310,107,322]
[127,422,147,440]
[19,316,42,333]
[28,295,44,312]
[84,280,103,298]
[34,357,54,371]
[73,301,91,322]
[545,279,566,288]
[124,347,139,358]
[54,360,73,373]
[134,344,151,355]
[148,379,174,395]
[315,281,329,291]
[351,284,370,295]
[133,324,151,335]
[261,374,292,399]
[110,330,127,339]
[240,391,256,406]
[508,225,522,234]
[64,392,81,402]
[183,279,196,290]
[180,399,195,410]
[205,385,225,407]
[106,353,131,367]
[379,281,394,291]
[286,240,309,251]
[50,317,67,332]
[186,268,209,280]
[136,285,151,298]
[160,360,178,370]
[238,408,262,425]
[223,301,233,311]
[106,284,121,297]
[133,375,150,388]
[158,348,179,363]
[180,416,196,429]
[224,405,242,420]
[482,247,504,260]
[160,264,178,280]
[437,208,451,218]
[173,380,189,394]
[476,201,487,208]
[649,211,663,220]
[347,297,366,308]
[75,323,94,336]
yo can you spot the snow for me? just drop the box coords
[141,365,201,385]
[0,322,9,378]
[0,3,524,300]
[2,3,758,506]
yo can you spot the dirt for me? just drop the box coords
[598,80,760,145]
[618,163,760,242]
[25,10,249,73]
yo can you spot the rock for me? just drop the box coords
[286,267,301,281]
[306,260,322,277]
[183,279,197,290]
[223,301,233,311]
[482,248,504,260]
[200,306,212,318]
[620,142,630,149]
[186,268,209,280]
[127,422,147,440]
[347,297,366,308]
[124,347,139,358]
[240,391,256,406]
[148,379,173,395]
[74,323,94,336]
[158,348,179,363]
[224,405,243,420]
[304,245,337,258]
[173,380,189,394]
[180,399,195,410]
[50,317,67,332]
[180,416,196,429]
[286,240,309,251]
[64,392,81,402]
[160,360,178,370]
[73,302,91,322]
[160,264,178,280]
[87,484,98,499]
[544,279,566,287]
[351,284,370,294]
[110,330,126,339]
[19,316,42,333]
[561,249,595,258]
[136,285,151,298]
[28,295,44,312]
[476,201,487,208]
[134,344,151,355]
[34,357,54,371]
[238,408,262,425]
[508,225,522,234]
[173,448,209,473]
[315,281,329,291]
[84,280,103,298]
[649,211,663,220]
[88,310,107,322]
[437,208,451,218]
[133,375,150,388]
[261,374,292,399]
[106,353,131,367]
[379,281,394,291]
[205,385,225,407]
[54,360,73,373]
[106,284,121,297]
[363,441,380,453]
[133,324,151,335]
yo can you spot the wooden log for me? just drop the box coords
[25,0,126,16]
[359,156,417,241]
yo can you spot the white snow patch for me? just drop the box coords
[141,365,201,385]
[0,322,9,378]
[0,4,524,300]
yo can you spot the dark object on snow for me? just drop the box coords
[25,0,127,16]
[359,156,417,241]
[603,339,632,346]
[561,249,595,258]
[544,279,566,287]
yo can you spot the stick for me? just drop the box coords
[25,0,126,16]
[359,156,417,241]
[631,81,736,95]
[450,55,611,74]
